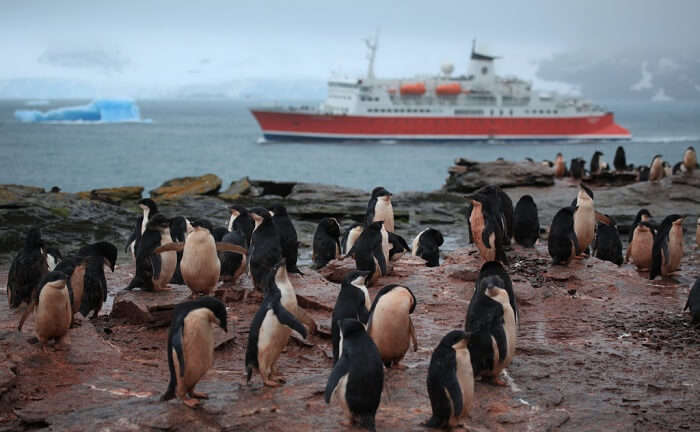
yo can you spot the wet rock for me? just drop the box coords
[443,159,554,193]
[219,176,260,200]
[584,171,639,187]
[111,285,192,325]
[77,186,143,205]
[317,258,356,283]
[672,171,700,189]
[150,174,222,200]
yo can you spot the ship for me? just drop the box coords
[250,36,631,142]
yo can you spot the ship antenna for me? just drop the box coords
[364,28,379,80]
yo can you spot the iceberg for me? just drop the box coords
[15,99,143,123]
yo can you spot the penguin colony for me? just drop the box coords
[5,144,699,430]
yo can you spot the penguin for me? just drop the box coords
[387,231,411,262]
[542,160,554,168]
[590,151,604,175]
[75,242,117,319]
[312,217,342,270]
[548,206,579,265]
[411,228,444,267]
[245,261,308,387]
[125,214,177,291]
[325,318,383,431]
[513,195,539,248]
[469,192,507,264]
[649,155,665,181]
[154,219,247,296]
[169,216,189,285]
[341,223,364,255]
[45,247,62,271]
[554,152,566,178]
[572,185,596,257]
[626,221,656,271]
[270,204,303,275]
[346,221,388,286]
[614,146,627,171]
[331,270,371,364]
[248,207,283,292]
[628,209,653,243]
[683,146,698,173]
[17,271,72,350]
[467,261,518,323]
[161,296,228,407]
[366,186,394,233]
[673,162,684,175]
[219,228,247,283]
[663,162,673,178]
[465,263,517,385]
[684,279,700,323]
[7,227,48,308]
[637,165,650,181]
[212,226,229,242]
[570,157,586,179]
[367,284,418,368]
[483,185,514,243]
[592,221,623,266]
[228,205,254,247]
[125,198,159,259]
[650,215,685,280]
[424,330,473,429]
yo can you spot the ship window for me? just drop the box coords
[554,110,558,114]
[540,110,544,114]
[509,110,513,115]
[546,110,551,114]
[490,110,494,115]
[499,110,503,115]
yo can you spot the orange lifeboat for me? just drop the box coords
[436,83,461,95]
[400,82,426,95]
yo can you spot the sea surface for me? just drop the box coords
[1,99,699,193]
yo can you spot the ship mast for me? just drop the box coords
[364,29,379,80]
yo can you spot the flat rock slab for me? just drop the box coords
[111,285,192,325]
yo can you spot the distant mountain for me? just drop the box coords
[536,50,700,102]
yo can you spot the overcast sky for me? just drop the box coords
[2,0,699,94]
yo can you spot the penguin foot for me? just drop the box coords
[488,376,507,386]
[189,391,209,399]
[183,398,200,408]
[573,255,585,260]
[263,378,281,387]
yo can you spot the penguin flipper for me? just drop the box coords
[273,301,307,339]
[373,247,387,276]
[215,243,248,256]
[324,357,350,403]
[443,371,464,422]
[154,242,185,255]
[173,325,186,377]
[358,303,370,325]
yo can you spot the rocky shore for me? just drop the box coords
[1,160,699,431]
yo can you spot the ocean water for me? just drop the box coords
[0,99,698,194]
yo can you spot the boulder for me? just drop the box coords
[219,176,258,200]
[77,186,144,205]
[443,158,554,193]
[150,174,222,200]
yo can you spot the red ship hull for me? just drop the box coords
[250,110,631,141]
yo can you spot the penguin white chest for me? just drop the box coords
[177,308,216,389]
[36,282,72,342]
[345,227,363,254]
[258,309,292,372]
[488,289,517,374]
[454,346,474,419]
[181,231,219,293]
[666,225,684,273]
[380,227,391,271]
[412,229,428,256]
[573,204,595,251]
[156,230,177,288]
[368,294,412,361]
[374,199,394,232]
[629,229,653,269]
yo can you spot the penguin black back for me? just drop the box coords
[465,275,507,377]
[169,216,189,284]
[347,221,387,280]
[685,279,700,323]
[212,226,229,242]
[162,296,227,401]
[513,195,539,248]
[470,191,508,264]
[331,270,371,364]
[590,151,603,174]
[7,227,48,308]
[570,158,585,179]
[414,228,444,267]
[365,186,391,226]
[77,241,118,271]
[425,330,471,429]
[592,222,623,266]
[548,206,579,265]
[649,214,683,280]
[614,146,627,171]
[126,214,171,291]
[468,261,518,322]
[219,229,246,280]
[230,206,254,247]
[271,204,303,275]
[312,217,342,270]
[387,231,410,261]
[324,318,383,431]
[248,207,283,291]
[481,185,513,243]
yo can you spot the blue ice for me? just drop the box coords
[14,99,143,123]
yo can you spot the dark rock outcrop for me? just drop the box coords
[150,174,222,200]
[443,159,554,193]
